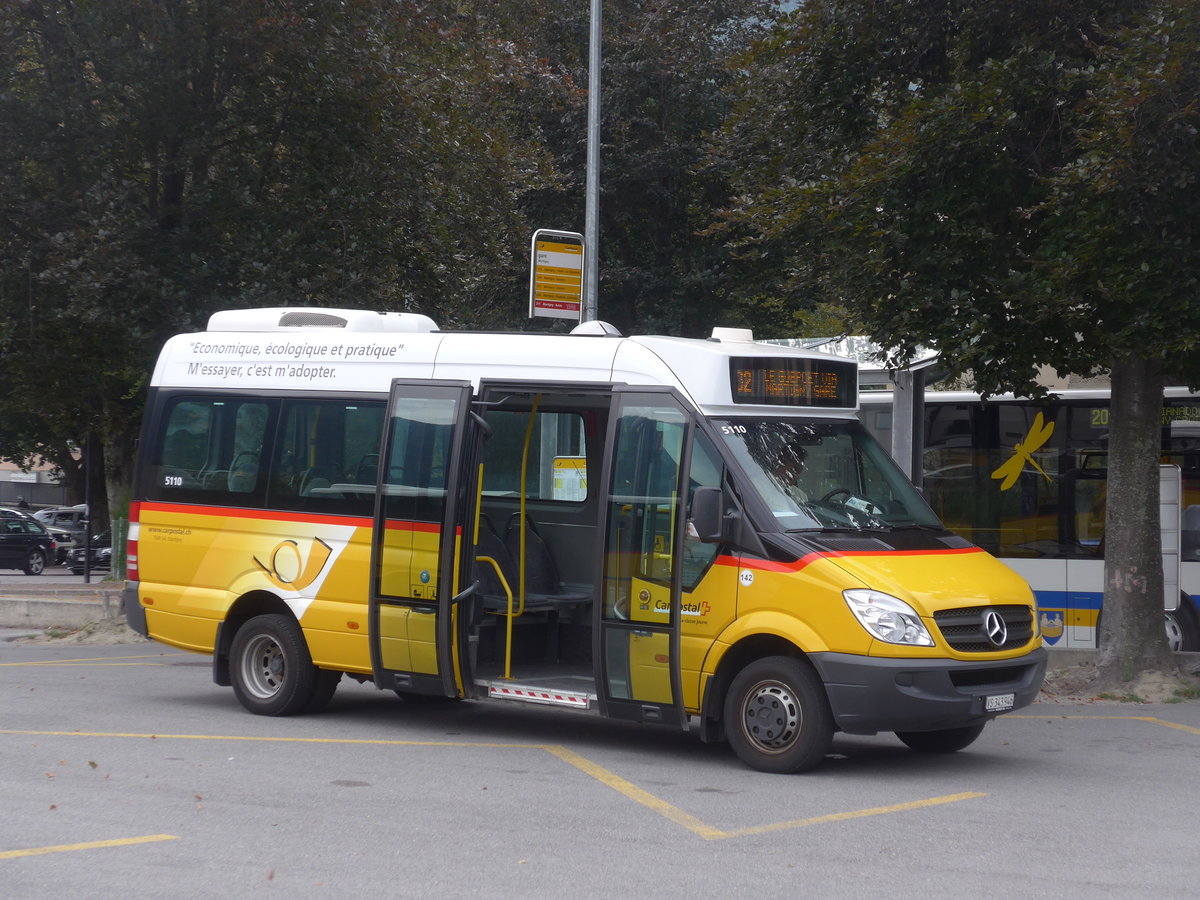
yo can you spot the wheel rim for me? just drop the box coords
[239,633,288,701]
[737,678,802,755]
[28,552,44,574]
[1165,613,1184,652]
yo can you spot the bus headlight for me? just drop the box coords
[844,590,934,646]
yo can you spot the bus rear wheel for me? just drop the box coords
[1164,600,1200,652]
[230,613,327,716]
[723,656,833,774]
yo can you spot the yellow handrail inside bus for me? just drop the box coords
[472,460,521,679]
[475,555,517,677]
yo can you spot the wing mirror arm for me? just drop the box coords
[690,486,767,558]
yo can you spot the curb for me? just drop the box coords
[0,583,124,630]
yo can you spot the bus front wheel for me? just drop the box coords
[230,614,329,716]
[723,656,833,774]
[895,723,985,754]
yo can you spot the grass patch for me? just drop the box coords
[1166,684,1200,704]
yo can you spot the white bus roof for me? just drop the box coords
[859,386,1200,404]
[150,307,859,417]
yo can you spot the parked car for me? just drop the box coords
[34,505,89,562]
[0,507,57,575]
[34,504,88,540]
[44,525,75,565]
[68,531,112,575]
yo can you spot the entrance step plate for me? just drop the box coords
[483,680,594,710]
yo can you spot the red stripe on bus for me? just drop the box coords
[137,501,454,535]
[734,546,985,574]
[137,501,373,528]
[384,519,443,534]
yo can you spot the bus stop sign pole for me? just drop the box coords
[583,0,601,322]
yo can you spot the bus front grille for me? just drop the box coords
[933,604,1035,652]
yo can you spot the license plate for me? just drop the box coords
[985,692,1015,712]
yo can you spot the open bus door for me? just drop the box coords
[597,388,692,730]
[369,380,479,697]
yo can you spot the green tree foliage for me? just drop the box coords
[593,0,785,336]
[0,0,560,521]
[716,0,1200,685]
[480,0,786,337]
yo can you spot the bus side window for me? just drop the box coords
[159,401,211,488]
[267,399,384,515]
[153,398,269,503]
[481,410,589,501]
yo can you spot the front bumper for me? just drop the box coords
[809,647,1047,735]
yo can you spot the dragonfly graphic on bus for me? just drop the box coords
[991,412,1055,491]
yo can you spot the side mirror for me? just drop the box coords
[690,487,724,543]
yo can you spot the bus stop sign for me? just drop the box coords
[529,229,584,321]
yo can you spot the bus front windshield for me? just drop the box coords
[715,418,943,532]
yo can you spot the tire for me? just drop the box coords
[229,613,322,716]
[1164,599,1200,652]
[304,668,343,714]
[23,549,47,576]
[895,723,986,754]
[723,656,833,774]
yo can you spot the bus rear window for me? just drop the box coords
[153,398,269,500]
[148,395,385,515]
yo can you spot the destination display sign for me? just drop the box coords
[729,356,857,407]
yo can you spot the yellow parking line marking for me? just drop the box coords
[4,662,167,667]
[0,730,986,840]
[544,746,726,839]
[719,792,987,839]
[0,654,184,667]
[0,834,178,860]
[1011,714,1200,736]
[544,745,984,839]
[0,729,540,748]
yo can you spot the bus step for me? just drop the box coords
[481,679,595,710]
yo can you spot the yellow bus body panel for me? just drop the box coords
[136,503,376,673]
[702,547,1039,683]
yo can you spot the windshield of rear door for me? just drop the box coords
[714,418,943,532]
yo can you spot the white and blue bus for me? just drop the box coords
[860,388,1200,651]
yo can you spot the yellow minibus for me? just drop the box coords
[124,308,1045,772]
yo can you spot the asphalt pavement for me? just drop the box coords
[3,636,1199,898]
[5,569,1200,895]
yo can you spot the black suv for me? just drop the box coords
[0,507,57,575]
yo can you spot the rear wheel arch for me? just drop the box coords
[213,591,297,686]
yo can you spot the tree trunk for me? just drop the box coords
[1095,355,1178,681]
[101,410,138,579]
[48,446,85,505]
